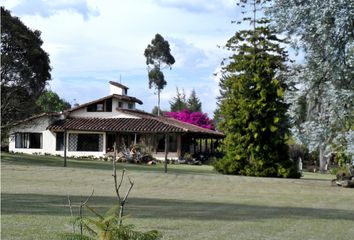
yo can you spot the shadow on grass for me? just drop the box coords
[1,152,215,176]
[2,193,354,222]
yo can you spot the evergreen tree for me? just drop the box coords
[268,0,354,169]
[214,0,299,178]
[169,87,187,112]
[144,33,175,116]
[187,89,202,112]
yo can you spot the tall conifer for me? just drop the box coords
[214,0,299,178]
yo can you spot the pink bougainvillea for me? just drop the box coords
[165,109,214,130]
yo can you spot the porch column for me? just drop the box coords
[164,134,169,173]
[205,138,208,154]
[210,139,212,154]
[176,134,182,159]
[199,138,202,153]
[63,129,67,167]
[114,133,119,162]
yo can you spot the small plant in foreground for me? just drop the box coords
[62,204,161,240]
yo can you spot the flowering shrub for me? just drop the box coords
[165,109,214,130]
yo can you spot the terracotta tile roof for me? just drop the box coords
[119,109,224,137]
[48,117,185,133]
[157,116,224,137]
[48,109,225,137]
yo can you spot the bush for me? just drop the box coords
[288,144,309,163]
[334,166,352,181]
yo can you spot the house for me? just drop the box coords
[8,81,224,160]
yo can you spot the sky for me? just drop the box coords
[1,0,245,117]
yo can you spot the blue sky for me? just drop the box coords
[1,0,243,117]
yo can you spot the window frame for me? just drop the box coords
[56,132,64,151]
[15,132,42,149]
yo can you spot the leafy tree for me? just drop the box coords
[165,109,214,130]
[187,89,202,112]
[151,106,160,116]
[36,90,71,113]
[144,33,175,116]
[214,0,299,178]
[169,87,187,112]
[1,7,51,138]
[267,0,354,170]
[151,106,168,116]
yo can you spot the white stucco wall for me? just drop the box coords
[9,117,57,155]
[109,84,125,95]
[69,99,137,118]
[69,108,137,118]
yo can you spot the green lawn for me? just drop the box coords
[1,152,354,240]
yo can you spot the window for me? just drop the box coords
[76,134,103,152]
[87,103,97,112]
[87,100,112,112]
[56,132,64,151]
[15,133,42,149]
[118,102,123,108]
[105,98,112,112]
[128,103,134,109]
[96,103,104,111]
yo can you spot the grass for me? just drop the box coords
[1,152,354,240]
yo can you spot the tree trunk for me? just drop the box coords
[158,89,161,116]
[164,134,169,173]
[319,145,326,172]
[119,203,124,226]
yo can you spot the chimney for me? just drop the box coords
[109,81,129,95]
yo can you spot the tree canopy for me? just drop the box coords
[1,7,51,135]
[144,33,175,116]
[187,89,202,112]
[35,90,71,113]
[214,1,299,178]
[169,87,187,112]
[169,88,202,112]
[267,0,354,169]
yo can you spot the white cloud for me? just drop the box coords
[170,38,208,69]
[153,0,235,13]
[11,0,99,20]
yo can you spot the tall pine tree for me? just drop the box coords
[214,0,299,178]
[187,89,202,112]
[169,87,187,112]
